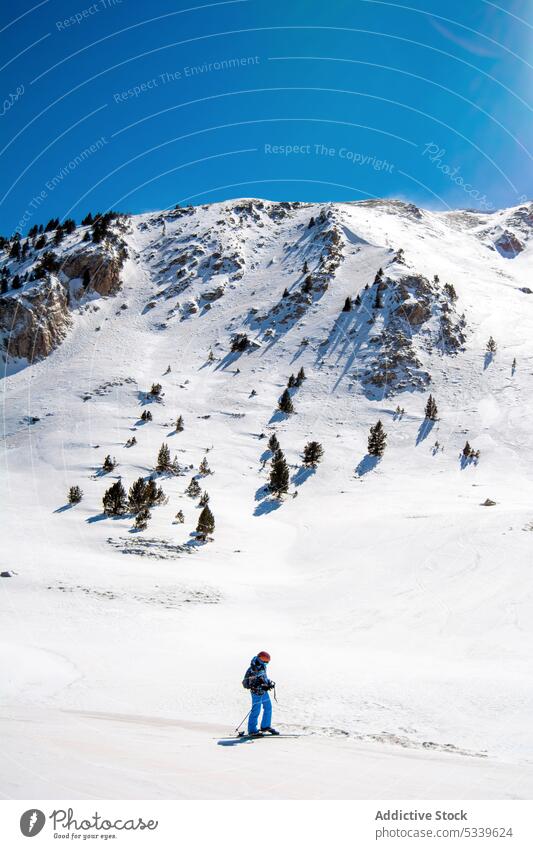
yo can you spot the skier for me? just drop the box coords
[243,651,279,736]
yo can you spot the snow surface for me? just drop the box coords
[1,198,532,799]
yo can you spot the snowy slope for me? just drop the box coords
[1,199,532,799]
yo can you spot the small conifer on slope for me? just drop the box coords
[303,441,324,468]
[68,485,83,504]
[196,505,215,541]
[269,449,290,498]
[156,443,171,472]
[103,480,127,515]
[368,420,387,457]
[268,433,280,453]
[278,388,294,414]
[425,394,438,421]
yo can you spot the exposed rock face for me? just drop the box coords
[61,249,122,296]
[1,227,126,365]
[494,230,524,258]
[202,285,225,302]
[360,272,466,397]
[0,277,71,361]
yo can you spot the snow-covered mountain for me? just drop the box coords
[1,198,532,799]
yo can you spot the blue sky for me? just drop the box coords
[1,0,531,234]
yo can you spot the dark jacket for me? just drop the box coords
[245,656,273,695]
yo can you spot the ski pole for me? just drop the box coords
[234,708,252,734]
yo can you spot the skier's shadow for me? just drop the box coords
[217,736,255,747]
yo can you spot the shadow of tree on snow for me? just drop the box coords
[416,418,435,445]
[292,466,315,487]
[354,454,380,477]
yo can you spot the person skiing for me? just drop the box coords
[243,651,279,736]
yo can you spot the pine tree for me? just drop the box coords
[342,296,352,312]
[269,450,290,498]
[425,394,438,421]
[486,336,497,354]
[308,216,315,228]
[207,348,214,362]
[128,477,148,513]
[463,441,473,458]
[287,374,296,388]
[68,485,83,504]
[303,260,309,273]
[196,505,215,540]
[303,441,324,468]
[103,480,127,515]
[156,442,171,472]
[141,409,152,421]
[268,433,280,453]
[278,388,294,414]
[186,477,201,498]
[282,287,289,298]
[199,457,211,475]
[82,268,91,288]
[302,276,313,294]
[150,382,162,397]
[368,420,387,457]
[199,490,210,507]
[354,293,361,306]
[175,509,185,523]
[176,415,184,432]
[135,507,151,530]
[374,268,383,282]
[155,485,166,504]
[102,454,115,472]
[143,479,166,506]
[144,479,157,506]
[374,290,383,309]
[295,367,306,386]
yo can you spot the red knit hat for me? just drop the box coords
[257,651,271,662]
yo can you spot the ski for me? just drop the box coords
[234,732,301,740]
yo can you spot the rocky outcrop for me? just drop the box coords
[0,277,71,361]
[359,272,466,397]
[61,249,122,296]
[494,230,524,258]
[1,232,125,365]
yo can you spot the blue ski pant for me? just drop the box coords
[248,691,272,733]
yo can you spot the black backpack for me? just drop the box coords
[242,667,255,690]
